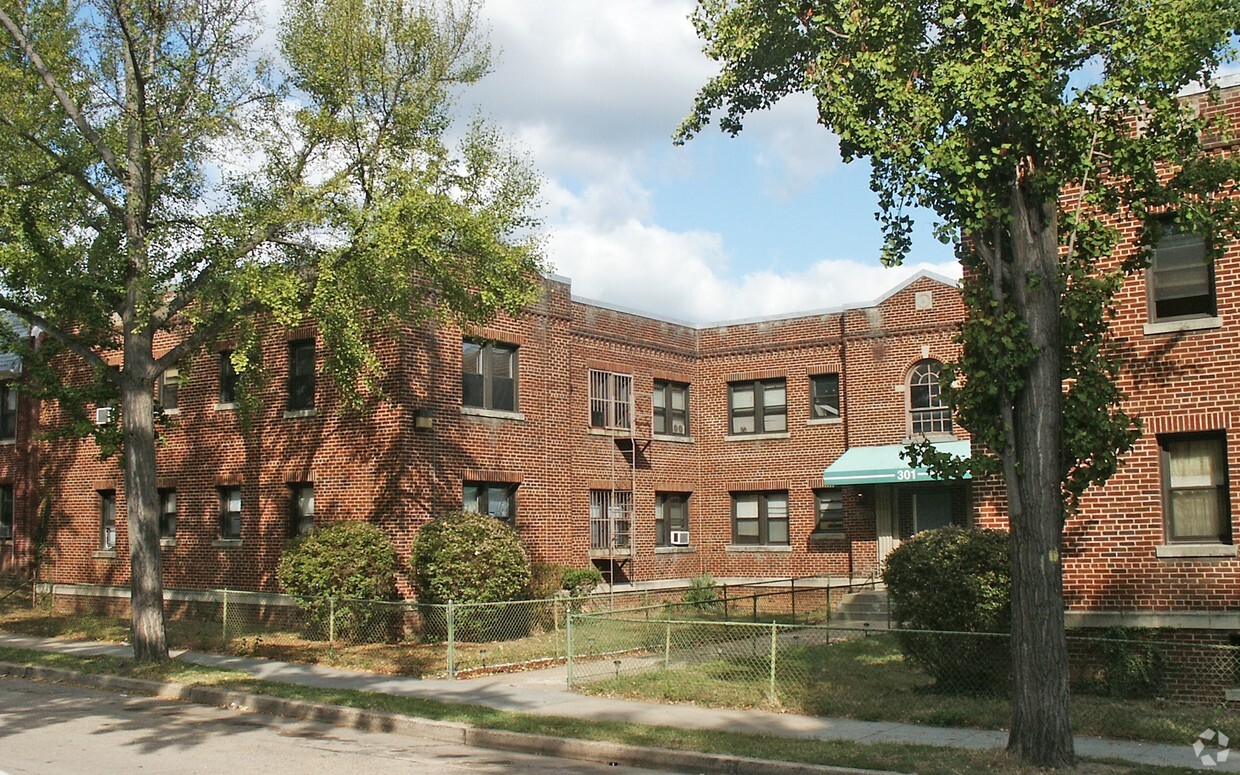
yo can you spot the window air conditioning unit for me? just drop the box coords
[671,422,686,435]
[669,530,690,546]
[94,406,113,425]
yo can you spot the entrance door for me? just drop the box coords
[875,486,899,569]
[914,490,955,533]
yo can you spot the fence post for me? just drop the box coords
[221,589,228,644]
[328,597,336,649]
[663,619,671,669]
[790,579,797,624]
[446,600,456,679]
[565,610,574,688]
[722,584,729,622]
[752,593,758,623]
[769,622,778,703]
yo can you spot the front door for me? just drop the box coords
[875,486,899,569]
[914,490,955,533]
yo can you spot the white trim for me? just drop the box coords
[212,539,243,549]
[652,433,694,443]
[1143,316,1223,336]
[724,432,790,442]
[1155,543,1237,558]
[282,408,319,420]
[724,544,793,553]
[1065,610,1240,630]
[806,418,843,426]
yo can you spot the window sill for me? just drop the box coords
[460,406,525,421]
[283,408,318,419]
[212,539,243,549]
[652,433,694,444]
[1143,316,1223,336]
[92,550,117,560]
[724,432,791,442]
[806,418,842,426]
[809,531,846,542]
[654,546,695,554]
[1155,543,1236,559]
[160,408,181,417]
[0,438,15,446]
[160,538,177,548]
[1227,688,1240,703]
[213,402,238,412]
[725,544,792,553]
[587,427,635,437]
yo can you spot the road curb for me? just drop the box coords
[0,660,900,775]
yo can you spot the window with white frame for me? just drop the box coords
[653,380,689,436]
[462,340,518,412]
[158,488,177,539]
[1161,434,1232,544]
[732,492,789,545]
[729,379,786,435]
[290,483,315,536]
[654,492,689,547]
[463,482,517,524]
[100,490,116,550]
[0,381,17,440]
[589,370,632,431]
[218,486,242,539]
[1148,219,1214,321]
[908,360,952,436]
[159,368,179,411]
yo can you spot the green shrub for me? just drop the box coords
[277,521,400,642]
[882,526,1011,691]
[409,511,532,641]
[683,573,721,610]
[1092,628,1167,699]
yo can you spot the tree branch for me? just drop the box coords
[0,115,127,221]
[0,298,113,377]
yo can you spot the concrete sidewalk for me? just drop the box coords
[0,633,1230,772]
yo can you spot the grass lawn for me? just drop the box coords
[580,632,1240,746]
[0,645,1200,775]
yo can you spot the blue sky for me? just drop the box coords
[459,0,962,324]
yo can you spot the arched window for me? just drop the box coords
[908,360,952,436]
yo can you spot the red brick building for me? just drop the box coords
[0,271,971,596]
[1,81,1237,675]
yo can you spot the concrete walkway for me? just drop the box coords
[0,633,1231,772]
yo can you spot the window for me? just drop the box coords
[1162,434,1232,543]
[0,381,16,440]
[810,374,840,420]
[814,489,844,534]
[653,381,689,436]
[100,490,116,550]
[655,492,689,547]
[732,492,789,545]
[290,484,314,536]
[218,486,242,539]
[0,484,12,540]
[589,370,632,431]
[589,489,632,550]
[219,351,239,404]
[1149,220,1214,321]
[287,339,315,410]
[462,340,517,412]
[158,489,177,539]
[729,379,786,435]
[158,368,179,411]
[463,482,517,523]
[909,360,952,436]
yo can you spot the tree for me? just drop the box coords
[0,0,543,661]
[677,1,1240,767]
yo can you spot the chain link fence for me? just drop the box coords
[565,608,1240,742]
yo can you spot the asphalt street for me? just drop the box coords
[0,675,666,774]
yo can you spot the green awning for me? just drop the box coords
[822,440,971,486]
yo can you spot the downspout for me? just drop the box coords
[839,312,853,582]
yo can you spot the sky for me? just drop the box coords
[456,1,963,324]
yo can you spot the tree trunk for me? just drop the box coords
[121,342,168,661]
[1004,186,1074,768]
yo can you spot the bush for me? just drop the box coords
[1092,628,1167,699]
[409,511,532,641]
[882,526,1011,691]
[681,573,723,615]
[277,521,400,642]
